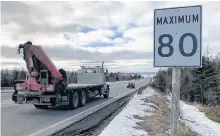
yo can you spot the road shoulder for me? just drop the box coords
[98,87,198,136]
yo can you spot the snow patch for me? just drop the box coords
[1,89,14,93]
[99,87,156,136]
[166,94,172,108]
[180,101,220,136]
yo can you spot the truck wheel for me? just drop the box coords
[70,91,79,109]
[34,105,48,109]
[79,90,86,107]
[103,87,109,98]
[12,92,17,103]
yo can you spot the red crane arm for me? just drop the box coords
[18,41,63,80]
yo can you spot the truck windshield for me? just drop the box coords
[86,68,95,73]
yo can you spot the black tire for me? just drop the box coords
[34,105,48,109]
[103,87,109,98]
[79,90,87,107]
[69,91,79,109]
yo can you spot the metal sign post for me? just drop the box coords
[154,5,202,136]
[171,67,181,136]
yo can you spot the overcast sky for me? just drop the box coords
[1,1,220,72]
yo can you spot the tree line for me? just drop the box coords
[150,53,220,106]
[1,68,27,87]
[1,69,143,87]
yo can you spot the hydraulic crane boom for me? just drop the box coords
[17,41,63,82]
[13,41,67,96]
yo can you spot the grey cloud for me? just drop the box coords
[1,45,153,62]
[1,62,24,66]
[1,1,30,16]
[39,46,153,61]
[1,45,153,72]
[1,1,81,35]
[1,46,22,59]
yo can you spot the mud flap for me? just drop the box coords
[55,93,61,106]
[12,91,18,103]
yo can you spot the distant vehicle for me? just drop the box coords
[127,82,135,88]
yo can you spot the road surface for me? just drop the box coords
[1,78,151,136]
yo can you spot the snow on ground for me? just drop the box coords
[99,87,156,136]
[1,88,14,93]
[99,86,220,136]
[180,101,220,136]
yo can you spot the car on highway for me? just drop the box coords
[127,82,135,88]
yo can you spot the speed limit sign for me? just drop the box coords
[154,5,202,67]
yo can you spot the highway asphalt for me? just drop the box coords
[1,78,151,136]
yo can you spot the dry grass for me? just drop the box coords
[132,91,198,136]
[133,94,170,136]
[196,104,220,123]
[179,122,198,136]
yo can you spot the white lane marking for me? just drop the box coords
[2,102,15,105]
[1,99,14,105]
[2,104,18,108]
[1,100,13,103]
[27,88,140,136]
[1,99,17,108]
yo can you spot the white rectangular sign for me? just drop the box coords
[154,5,202,67]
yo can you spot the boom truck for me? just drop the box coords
[12,41,110,109]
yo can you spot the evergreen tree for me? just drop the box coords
[11,68,19,85]
[109,72,114,77]
[134,74,138,79]
[150,54,220,105]
[164,68,172,91]
[116,76,119,81]
[191,56,219,104]
[18,68,27,79]
[153,70,166,93]
[1,69,10,87]
[180,70,193,101]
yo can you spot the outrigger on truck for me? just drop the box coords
[12,41,110,109]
